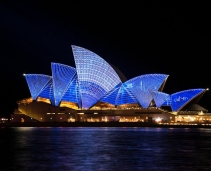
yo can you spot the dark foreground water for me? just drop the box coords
[1,127,211,171]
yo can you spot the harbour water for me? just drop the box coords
[1,127,211,171]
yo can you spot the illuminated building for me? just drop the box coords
[12,46,210,123]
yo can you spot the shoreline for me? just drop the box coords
[1,122,211,128]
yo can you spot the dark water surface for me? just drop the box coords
[1,127,211,171]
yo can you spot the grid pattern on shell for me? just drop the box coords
[72,45,121,108]
[171,89,205,111]
[80,93,99,109]
[151,91,170,107]
[25,74,51,100]
[124,74,168,108]
[137,90,152,108]
[116,84,138,106]
[79,81,107,108]
[38,79,55,105]
[61,75,80,104]
[72,45,121,92]
[51,63,76,106]
[100,83,122,105]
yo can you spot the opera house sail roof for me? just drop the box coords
[23,45,208,112]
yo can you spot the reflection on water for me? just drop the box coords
[1,127,211,171]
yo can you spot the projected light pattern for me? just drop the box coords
[162,96,171,106]
[51,63,76,106]
[151,91,170,107]
[72,45,121,108]
[25,74,51,100]
[124,74,168,108]
[38,79,55,105]
[79,81,107,108]
[115,85,138,105]
[24,45,207,111]
[101,83,138,106]
[100,83,122,105]
[171,89,205,111]
[61,75,81,107]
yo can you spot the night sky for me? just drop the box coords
[0,1,210,117]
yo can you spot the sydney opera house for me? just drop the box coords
[12,45,210,123]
